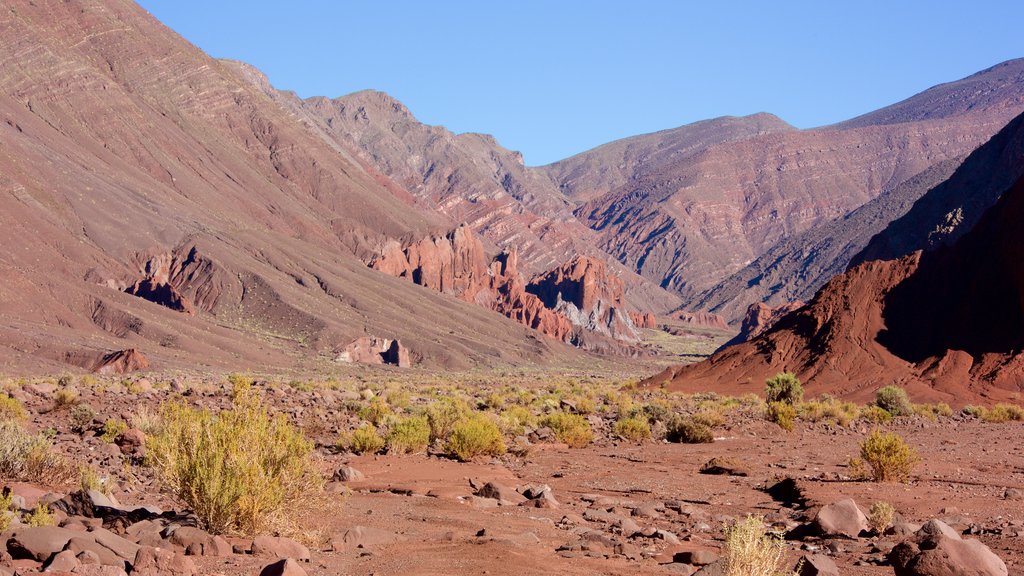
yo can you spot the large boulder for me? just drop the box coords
[890,522,1007,576]
[259,558,308,576]
[812,498,868,539]
[250,536,310,561]
[132,546,197,576]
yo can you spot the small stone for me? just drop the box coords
[259,559,308,576]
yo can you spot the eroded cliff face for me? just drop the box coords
[646,169,1024,405]
[369,228,649,349]
[722,301,806,347]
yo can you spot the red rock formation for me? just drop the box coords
[669,310,729,331]
[645,171,1024,406]
[370,227,575,343]
[93,349,150,375]
[337,337,410,368]
[724,301,805,346]
[526,256,640,342]
[629,311,658,329]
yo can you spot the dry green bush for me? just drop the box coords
[0,395,26,421]
[498,406,536,436]
[875,386,913,417]
[860,405,893,424]
[347,424,385,455]
[0,420,76,484]
[448,413,506,461]
[666,415,713,444]
[69,404,96,434]
[764,372,803,405]
[25,503,54,527]
[385,416,430,454]
[867,501,895,534]
[357,398,392,426]
[425,399,470,443]
[980,403,1024,423]
[99,419,128,443]
[147,383,319,535]
[856,430,919,482]
[766,402,796,432]
[613,416,651,442]
[798,397,859,426]
[539,412,593,448]
[724,515,788,576]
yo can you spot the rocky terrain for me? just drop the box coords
[648,111,1024,404]
[1,371,1021,576]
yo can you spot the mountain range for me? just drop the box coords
[2,0,1023,377]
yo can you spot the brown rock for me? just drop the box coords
[331,526,404,552]
[335,336,410,368]
[699,457,750,476]
[890,533,1007,576]
[812,499,868,539]
[250,536,309,561]
[798,553,840,576]
[131,546,197,576]
[474,482,526,505]
[92,350,150,375]
[259,559,308,576]
[115,429,145,456]
[6,527,79,562]
[42,549,80,573]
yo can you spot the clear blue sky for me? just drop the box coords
[137,1,1023,166]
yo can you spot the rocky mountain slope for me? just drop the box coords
[225,73,682,314]
[644,111,1024,404]
[0,0,595,373]
[546,60,1024,311]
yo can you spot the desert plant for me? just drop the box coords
[666,415,713,444]
[867,501,895,534]
[146,383,319,535]
[25,503,54,527]
[99,419,128,443]
[349,424,385,455]
[79,465,108,494]
[723,515,787,576]
[981,403,1024,423]
[69,404,96,434]
[53,387,79,408]
[129,406,161,435]
[385,416,430,454]
[539,412,593,448]
[613,416,651,442]
[448,413,505,461]
[798,397,859,426]
[0,492,12,532]
[425,399,470,443]
[860,405,893,424]
[766,402,796,432]
[0,420,76,483]
[498,406,536,436]
[764,372,803,405]
[875,386,912,417]
[357,398,392,426]
[0,395,26,421]
[858,430,919,482]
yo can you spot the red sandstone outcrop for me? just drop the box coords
[526,256,640,342]
[668,310,729,331]
[336,337,410,368]
[646,144,1024,405]
[723,301,805,346]
[629,311,657,329]
[92,349,150,375]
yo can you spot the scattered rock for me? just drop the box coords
[251,536,310,561]
[334,466,365,482]
[331,526,404,552]
[890,529,1007,576]
[799,553,840,576]
[132,546,197,576]
[474,482,526,505]
[259,558,308,576]
[699,457,750,476]
[812,499,868,539]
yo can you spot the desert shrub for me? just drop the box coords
[129,406,161,435]
[867,501,895,534]
[961,405,983,418]
[858,430,919,482]
[146,383,319,535]
[0,420,76,483]
[724,515,787,576]
[764,372,803,405]
[799,397,859,426]
[573,396,597,415]
[613,416,651,442]
[349,425,385,455]
[875,386,912,417]
[482,392,505,412]
[498,406,536,436]
[666,416,713,444]
[766,402,796,432]
[692,408,726,429]
[0,492,12,532]
[425,399,470,443]
[79,465,109,495]
[860,405,893,424]
[99,419,128,443]
[25,503,54,527]
[448,414,506,461]
[69,404,96,433]
[53,387,79,408]
[981,403,1024,423]
[357,398,392,426]
[385,416,430,454]
[0,395,26,421]
[539,412,593,448]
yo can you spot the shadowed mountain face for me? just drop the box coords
[644,111,1024,405]
[0,0,592,373]
[542,60,1024,312]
